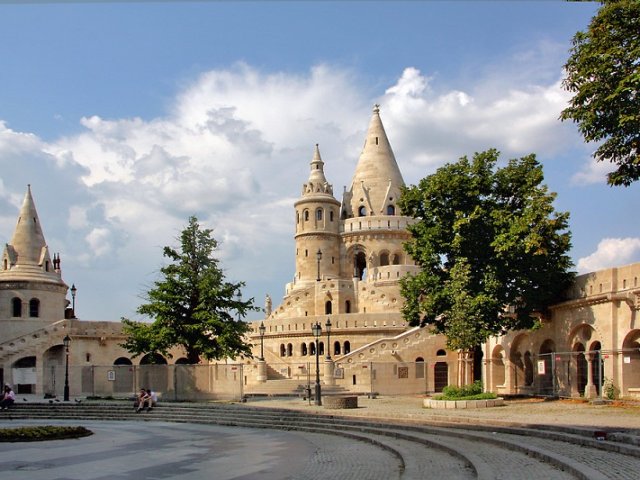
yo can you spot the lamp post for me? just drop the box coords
[316,249,322,281]
[259,322,266,361]
[70,284,77,318]
[311,321,322,405]
[325,318,332,359]
[63,335,71,401]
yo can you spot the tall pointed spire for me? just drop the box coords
[344,106,405,217]
[9,185,47,266]
[1,185,62,284]
[302,144,334,197]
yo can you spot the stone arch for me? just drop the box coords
[309,342,316,356]
[538,339,556,395]
[524,351,534,386]
[379,251,390,266]
[415,357,425,379]
[334,341,341,355]
[140,353,167,365]
[434,361,448,392]
[175,358,190,365]
[287,343,293,356]
[622,330,640,395]
[392,253,401,265]
[12,356,36,394]
[491,346,505,390]
[589,341,603,396]
[354,251,367,280]
[343,341,351,355]
[11,297,22,317]
[572,343,588,396]
[301,343,308,356]
[113,357,134,393]
[29,298,40,318]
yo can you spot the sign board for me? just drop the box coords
[624,356,631,364]
[537,360,546,375]
[107,370,115,381]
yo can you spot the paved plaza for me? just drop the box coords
[1,396,639,479]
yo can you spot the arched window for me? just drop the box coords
[301,343,308,356]
[334,341,341,355]
[380,253,389,266]
[387,205,395,215]
[325,301,332,314]
[113,357,133,365]
[140,353,168,365]
[355,251,367,280]
[280,344,286,357]
[318,342,324,356]
[345,300,351,313]
[329,211,334,222]
[316,209,323,221]
[309,342,316,356]
[12,297,21,317]
[175,358,190,365]
[3,258,7,270]
[304,210,309,221]
[358,206,367,217]
[392,254,400,265]
[415,357,425,379]
[287,343,293,356]
[29,298,40,318]
[343,341,351,354]
[436,349,447,356]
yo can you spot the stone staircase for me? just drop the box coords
[2,400,640,480]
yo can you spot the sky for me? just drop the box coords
[0,1,638,323]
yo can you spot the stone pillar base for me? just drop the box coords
[256,360,267,383]
[324,359,335,386]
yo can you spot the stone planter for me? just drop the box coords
[324,396,358,409]
[423,398,504,409]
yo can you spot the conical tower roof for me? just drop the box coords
[300,144,335,198]
[344,106,405,217]
[1,185,63,284]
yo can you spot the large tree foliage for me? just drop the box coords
[561,0,640,186]
[121,216,257,364]
[399,150,574,351]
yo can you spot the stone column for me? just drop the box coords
[503,355,513,393]
[256,359,267,383]
[324,359,335,386]
[585,356,597,398]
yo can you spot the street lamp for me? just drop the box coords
[325,318,332,359]
[70,284,77,318]
[63,335,71,401]
[311,321,322,405]
[259,322,266,361]
[316,249,322,281]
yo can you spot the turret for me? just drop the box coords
[294,145,341,285]
[341,105,405,219]
[0,186,68,327]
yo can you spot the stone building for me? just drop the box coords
[1,107,638,400]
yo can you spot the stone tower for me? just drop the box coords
[340,105,411,282]
[294,144,341,285]
[0,186,68,341]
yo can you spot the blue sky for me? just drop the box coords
[1,1,638,322]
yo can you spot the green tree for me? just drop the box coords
[121,216,257,364]
[399,149,574,351]
[561,0,640,186]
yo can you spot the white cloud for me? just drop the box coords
[571,156,617,186]
[577,238,640,273]
[0,58,601,321]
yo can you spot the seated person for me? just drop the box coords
[0,385,16,410]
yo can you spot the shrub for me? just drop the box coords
[0,426,92,442]
[434,381,497,400]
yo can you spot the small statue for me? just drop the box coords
[265,294,272,317]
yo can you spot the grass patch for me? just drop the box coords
[0,426,93,442]
[433,381,498,401]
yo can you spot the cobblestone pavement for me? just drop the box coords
[246,395,640,431]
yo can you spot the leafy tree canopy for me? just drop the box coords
[399,149,574,351]
[121,216,258,364]
[561,0,640,186]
